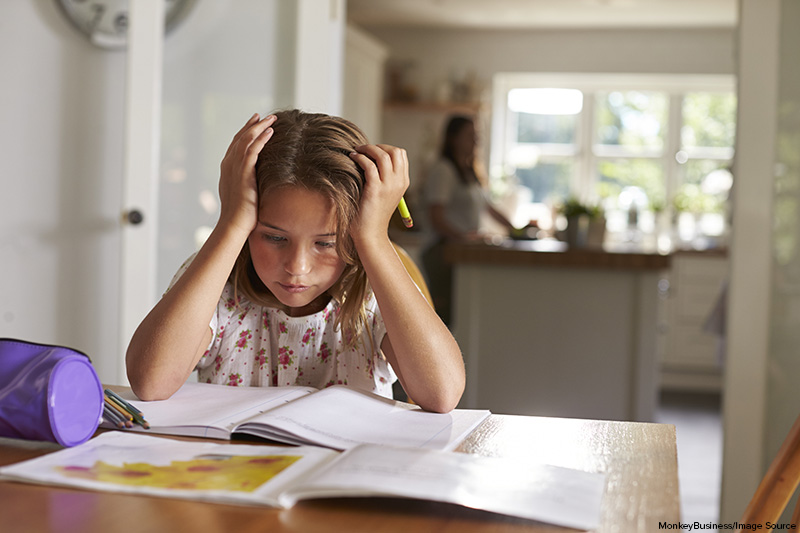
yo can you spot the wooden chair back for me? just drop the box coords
[738,413,800,530]
[391,242,434,309]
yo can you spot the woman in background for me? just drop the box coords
[422,115,517,325]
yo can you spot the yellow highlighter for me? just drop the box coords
[398,197,413,228]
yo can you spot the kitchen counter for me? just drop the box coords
[449,239,669,422]
[445,239,672,270]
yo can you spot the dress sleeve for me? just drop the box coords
[366,293,396,388]
[195,284,233,371]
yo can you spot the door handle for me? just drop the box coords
[123,209,145,226]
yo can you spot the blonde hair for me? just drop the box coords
[230,109,371,347]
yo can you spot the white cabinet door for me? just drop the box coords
[659,253,728,390]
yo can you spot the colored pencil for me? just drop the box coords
[104,396,133,421]
[102,404,126,429]
[106,396,149,429]
[104,389,143,416]
[105,389,150,429]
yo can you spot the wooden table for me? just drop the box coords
[0,414,679,533]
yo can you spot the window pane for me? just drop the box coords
[681,93,737,149]
[596,158,665,209]
[675,159,732,215]
[513,158,573,204]
[515,112,578,144]
[595,91,668,150]
[508,88,582,145]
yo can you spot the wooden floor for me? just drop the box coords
[656,391,723,523]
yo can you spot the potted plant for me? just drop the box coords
[559,197,605,249]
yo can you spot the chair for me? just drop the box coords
[391,242,434,309]
[389,242,433,405]
[737,413,800,530]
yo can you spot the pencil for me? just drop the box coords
[105,390,151,429]
[106,395,150,429]
[103,401,133,428]
[104,389,143,416]
[104,396,133,421]
[130,411,150,430]
[398,197,413,228]
[102,404,127,429]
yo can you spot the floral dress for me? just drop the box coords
[168,256,396,398]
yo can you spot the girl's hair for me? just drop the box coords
[230,109,371,346]
[440,115,484,186]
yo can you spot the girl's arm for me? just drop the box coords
[350,145,466,413]
[126,114,276,400]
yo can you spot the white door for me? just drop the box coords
[118,2,164,385]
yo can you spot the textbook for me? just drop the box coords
[0,432,606,530]
[101,382,491,451]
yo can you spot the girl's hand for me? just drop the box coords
[349,144,410,246]
[218,113,277,237]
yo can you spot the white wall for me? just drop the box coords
[365,26,735,101]
[720,0,778,519]
[0,2,126,380]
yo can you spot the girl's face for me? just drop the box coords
[248,186,346,317]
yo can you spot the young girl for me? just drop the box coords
[126,109,465,413]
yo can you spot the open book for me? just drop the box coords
[102,382,490,451]
[0,432,606,530]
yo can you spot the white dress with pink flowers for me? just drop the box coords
[168,256,396,399]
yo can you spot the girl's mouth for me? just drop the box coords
[279,283,310,293]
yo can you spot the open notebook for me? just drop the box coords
[102,382,491,451]
[0,432,606,530]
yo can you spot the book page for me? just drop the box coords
[237,385,490,451]
[110,383,315,439]
[0,432,338,507]
[279,444,606,530]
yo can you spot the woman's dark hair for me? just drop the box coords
[441,115,479,185]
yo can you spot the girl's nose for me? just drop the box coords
[284,245,311,276]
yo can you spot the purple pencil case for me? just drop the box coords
[0,338,103,447]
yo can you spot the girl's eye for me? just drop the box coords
[316,241,336,249]
[263,234,286,243]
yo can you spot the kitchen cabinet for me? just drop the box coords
[658,252,728,392]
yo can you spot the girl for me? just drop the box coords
[126,110,465,413]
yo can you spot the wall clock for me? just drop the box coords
[56,0,194,49]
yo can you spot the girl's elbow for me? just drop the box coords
[420,381,465,413]
[126,358,180,401]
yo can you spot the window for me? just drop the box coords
[490,74,736,250]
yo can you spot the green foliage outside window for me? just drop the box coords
[595,91,668,149]
[682,93,737,148]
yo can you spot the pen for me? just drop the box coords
[398,197,413,228]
